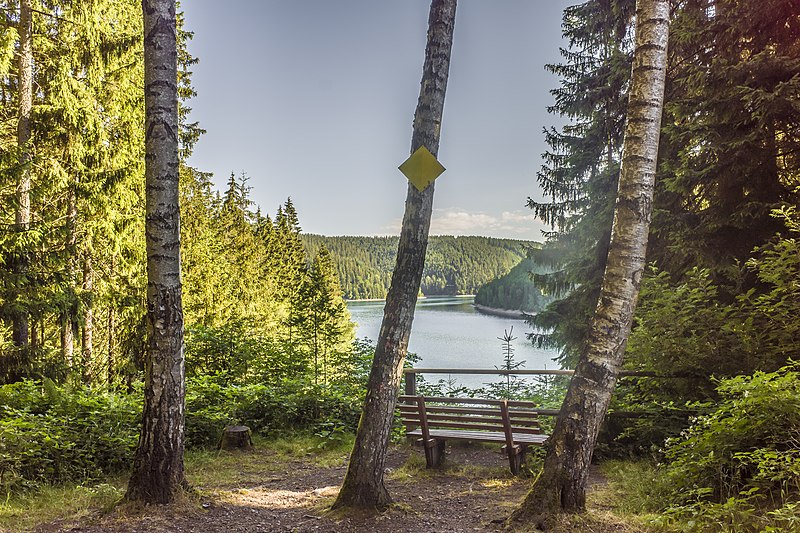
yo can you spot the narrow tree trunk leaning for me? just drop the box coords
[126,0,187,504]
[512,0,669,525]
[82,253,94,383]
[62,184,78,369]
[12,0,33,355]
[332,0,457,510]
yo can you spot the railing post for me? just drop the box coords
[404,370,417,397]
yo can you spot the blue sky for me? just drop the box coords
[183,1,572,241]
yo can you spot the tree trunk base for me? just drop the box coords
[510,453,586,528]
[330,483,392,512]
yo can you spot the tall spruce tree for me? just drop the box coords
[651,0,800,277]
[3,0,34,380]
[527,0,636,366]
[297,247,354,384]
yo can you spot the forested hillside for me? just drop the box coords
[474,258,553,313]
[302,235,534,300]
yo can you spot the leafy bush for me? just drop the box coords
[657,365,800,531]
[613,205,800,457]
[2,336,373,493]
[0,380,140,494]
[184,375,363,448]
[1,371,366,493]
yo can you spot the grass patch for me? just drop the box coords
[388,449,429,481]
[481,478,515,489]
[186,443,281,490]
[0,479,125,532]
[1,431,352,532]
[600,459,672,516]
[186,432,355,490]
[389,443,515,483]
[265,431,354,467]
[534,509,664,533]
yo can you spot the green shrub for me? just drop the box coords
[1,365,367,493]
[0,381,140,494]
[657,364,800,530]
[184,375,363,448]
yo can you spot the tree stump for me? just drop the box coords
[218,425,253,450]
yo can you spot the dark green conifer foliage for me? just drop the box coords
[652,0,800,277]
[474,257,553,313]
[302,234,532,300]
[527,0,636,366]
[295,247,355,385]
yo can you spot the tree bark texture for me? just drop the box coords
[62,185,78,369]
[513,0,669,524]
[126,0,187,504]
[12,0,33,353]
[332,0,456,510]
[82,254,94,383]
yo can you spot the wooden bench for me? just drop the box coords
[398,395,549,475]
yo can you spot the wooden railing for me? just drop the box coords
[402,368,695,419]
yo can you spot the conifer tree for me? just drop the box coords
[652,0,800,276]
[527,0,636,366]
[297,247,354,384]
[5,0,34,379]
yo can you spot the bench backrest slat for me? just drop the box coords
[400,395,538,409]
[399,395,543,439]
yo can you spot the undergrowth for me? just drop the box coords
[0,432,355,532]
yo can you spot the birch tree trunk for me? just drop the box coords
[513,0,670,524]
[12,0,33,353]
[126,0,186,504]
[332,0,456,510]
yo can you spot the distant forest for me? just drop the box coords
[474,257,553,313]
[302,235,536,300]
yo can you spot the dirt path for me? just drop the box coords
[33,444,644,533]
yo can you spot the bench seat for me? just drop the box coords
[407,428,549,445]
[398,395,550,474]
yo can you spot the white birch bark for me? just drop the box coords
[514,0,670,523]
[333,0,457,510]
[126,0,186,504]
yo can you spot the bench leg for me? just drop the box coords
[424,439,446,468]
[507,444,527,475]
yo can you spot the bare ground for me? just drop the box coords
[30,443,651,533]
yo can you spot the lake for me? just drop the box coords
[346,295,561,390]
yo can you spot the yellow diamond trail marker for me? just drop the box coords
[398,146,446,192]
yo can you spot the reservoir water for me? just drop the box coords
[346,295,560,390]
